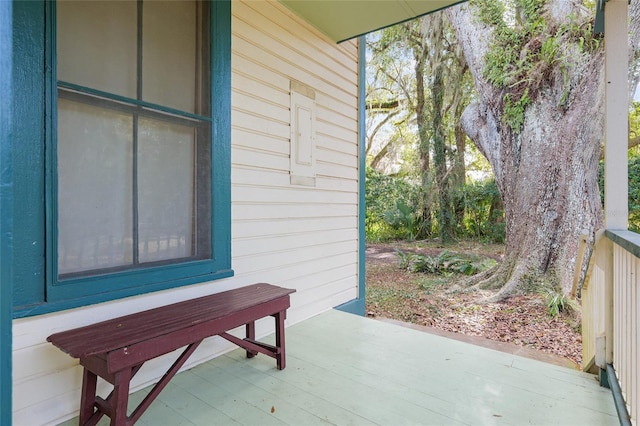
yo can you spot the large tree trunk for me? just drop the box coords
[447,1,604,299]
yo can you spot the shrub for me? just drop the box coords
[460,179,505,243]
[598,152,640,233]
[365,167,422,241]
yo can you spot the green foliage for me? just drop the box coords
[630,102,640,143]
[483,36,522,88]
[459,179,505,243]
[366,286,425,322]
[544,288,579,317]
[383,200,422,241]
[558,13,601,53]
[540,36,560,66]
[365,167,505,243]
[471,0,601,132]
[473,0,547,131]
[395,248,413,269]
[365,167,423,241]
[545,290,567,317]
[503,89,531,131]
[598,140,640,233]
[518,0,546,22]
[518,270,564,315]
[396,249,497,276]
[474,0,506,28]
[417,277,449,294]
[520,269,577,318]
[628,156,640,233]
[366,14,477,244]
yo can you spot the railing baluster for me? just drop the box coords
[583,230,640,424]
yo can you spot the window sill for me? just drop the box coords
[13,268,234,319]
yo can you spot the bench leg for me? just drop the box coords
[110,368,132,426]
[245,321,258,358]
[80,368,98,425]
[274,311,286,370]
[128,341,201,425]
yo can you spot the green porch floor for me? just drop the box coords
[59,309,617,425]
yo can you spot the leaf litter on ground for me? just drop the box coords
[365,241,582,366]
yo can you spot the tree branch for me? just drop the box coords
[366,110,401,156]
[599,135,640,160]
[369,139,393,170]
[366,100,400,110]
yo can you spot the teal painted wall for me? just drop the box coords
[1,1,13,423]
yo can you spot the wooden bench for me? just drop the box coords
[47,283,295,426]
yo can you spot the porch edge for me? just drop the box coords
[606,364,632,426]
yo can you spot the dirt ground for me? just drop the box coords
[365,241,583,367]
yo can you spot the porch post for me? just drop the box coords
[0,0,13,423]
[357,35,366,312]
[336,35,366,315]
[604,0,629,230]
[601,0,629,382]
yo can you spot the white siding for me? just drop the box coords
[12,1,360,424]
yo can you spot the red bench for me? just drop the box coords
[47,283,295,426]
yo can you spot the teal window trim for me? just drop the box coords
[13,0,232,318]
[1,0,13,420]
[12,0,47,309]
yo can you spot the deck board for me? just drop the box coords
[58,309,617,426]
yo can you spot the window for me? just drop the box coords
[57,0,212,277]
[40,0,231,306]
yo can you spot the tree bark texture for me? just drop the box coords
[628,1,640,94]
[447,1,605,299]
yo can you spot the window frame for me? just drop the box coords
[14,0,231,315]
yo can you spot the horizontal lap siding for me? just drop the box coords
[13,1,360,424]
[230,0,359,319]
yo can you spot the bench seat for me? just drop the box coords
[47,283,295,426]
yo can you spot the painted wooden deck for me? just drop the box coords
[58,309,617,426]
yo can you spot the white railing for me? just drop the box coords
[582,229,639,425]
[580,231,609,374]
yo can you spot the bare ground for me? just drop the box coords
[365,241,583,367]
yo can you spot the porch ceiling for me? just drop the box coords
[278,0,466,43]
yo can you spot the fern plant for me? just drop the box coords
[396,250,496,275]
